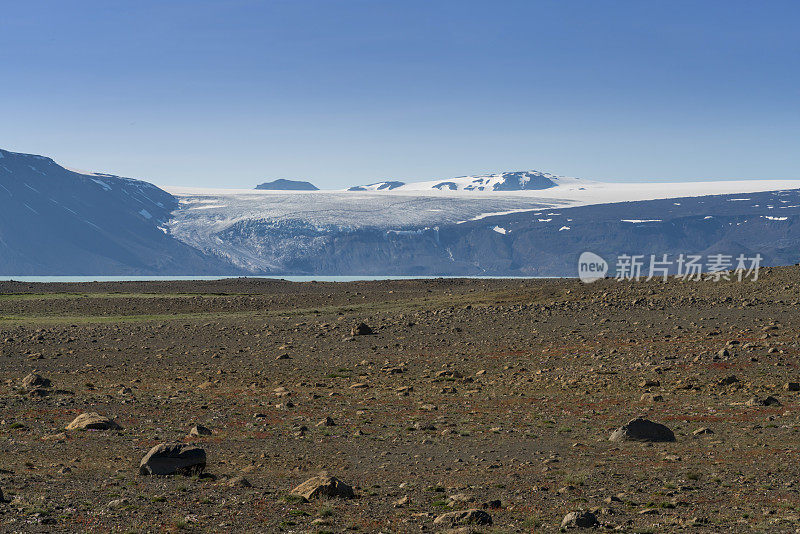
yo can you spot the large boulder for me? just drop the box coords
[433,509,493,527]
[65,413,122,431]
[609,417,675,442]
[290,474,354,500]
[139,443,206,476]
[561,510,599,529]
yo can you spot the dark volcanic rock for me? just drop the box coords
[351,322,374,336]
[609,417,675,442]
[139,443,206,476]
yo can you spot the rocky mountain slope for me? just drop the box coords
[0,149,239,275]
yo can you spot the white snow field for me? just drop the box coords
[161,174,800,270]
[163,174,800,232]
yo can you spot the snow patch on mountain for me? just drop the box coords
[348,181,405,191]
[347,171,576,192]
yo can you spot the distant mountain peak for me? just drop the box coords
[256,179,318,191]
[347,170,569,192]
[347,181,405,191]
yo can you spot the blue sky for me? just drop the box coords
[1,1,798,188]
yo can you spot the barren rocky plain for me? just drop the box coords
[1,268,800,533]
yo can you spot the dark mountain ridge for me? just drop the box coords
[0,149,240,275]
[255,179,318,190]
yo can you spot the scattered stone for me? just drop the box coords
[785,382,800,392]
[693,427,714,436]
[107,498,129,509]
[640,393,663,402]
[433,509,492,527]
[139,443,206,476]
[639,379,659,388]
[435,369,464,379]
[0,487,6,503]
[118,387,133,395]
[226,476,252,487]
[316,416,336,427]
[393,495,409,507]
[746,396,782,407]
[447,493,474,506]
[189,425,212,437]
[482,499,502,510]
[718,375,739,386]
[560,510,599,529]
[290,474,355,500]
[42,432,67,442]
[22,373,50,390]
[350,382,369,389]
[609,417,675,442]
[65,413,122,431]
[351,322,374,336]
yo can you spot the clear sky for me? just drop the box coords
[1,1,798,188]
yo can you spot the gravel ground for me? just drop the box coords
[1,269,799,532]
